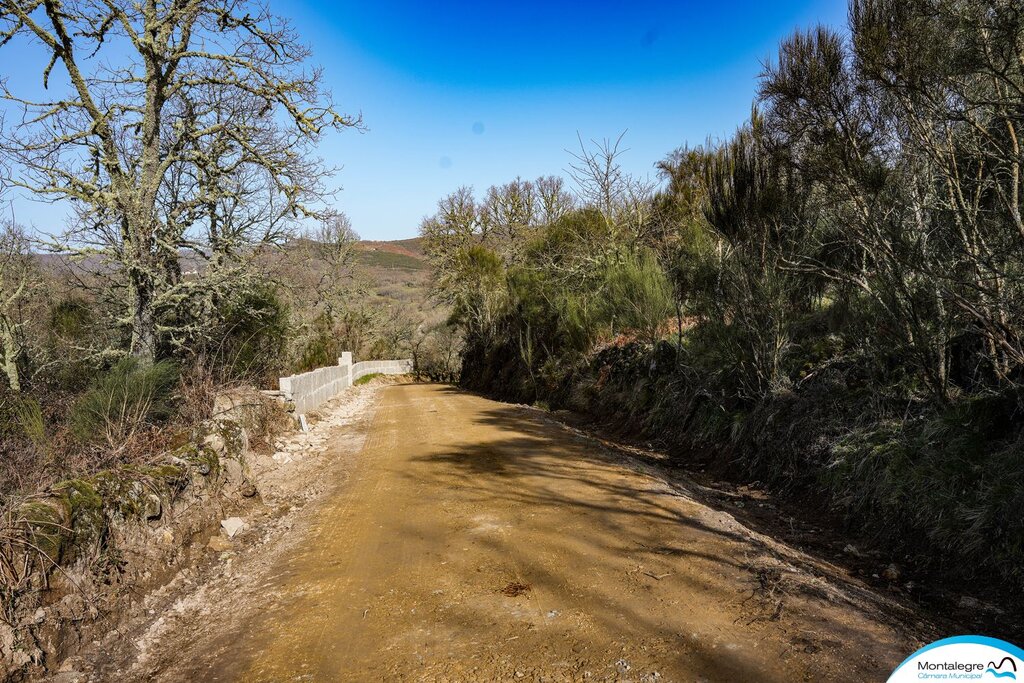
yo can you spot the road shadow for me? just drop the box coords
[392,386,911,679]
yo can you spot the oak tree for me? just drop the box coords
[0,0,360,362]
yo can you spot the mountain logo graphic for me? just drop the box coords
[987,657,1018,680]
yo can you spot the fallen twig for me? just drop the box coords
[642,571,672,581]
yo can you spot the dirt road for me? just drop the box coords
[108,383,920,681]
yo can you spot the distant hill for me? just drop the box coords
[389,237,426,257]
[351,237,435,321]
[355,237,425,260]
[353,238,427,271]
[30,237,438,323]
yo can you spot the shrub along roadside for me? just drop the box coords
[68,358,178,449]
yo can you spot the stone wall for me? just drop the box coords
[278,352,412,415]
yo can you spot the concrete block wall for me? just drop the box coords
[352,359,414,383]
[278,352,411,416]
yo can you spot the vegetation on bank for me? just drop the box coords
[422,0,1024,595]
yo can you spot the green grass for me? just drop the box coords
[354,373,383,386]
[69,358,178,445]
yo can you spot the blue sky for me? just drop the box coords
[3,0,849,240]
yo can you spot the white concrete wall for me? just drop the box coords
[352,359,414,382]
[278,352,411,416]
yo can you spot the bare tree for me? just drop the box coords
[480,177,536,261]
[307,210,360,317]
[534,175,575,225]
[420,186,481,305]
[568,132,630,228]
[0,0,360,362]
[0,219,32,391]
[567,132,657,248]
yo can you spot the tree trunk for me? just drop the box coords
[0,316,21,392]
[129,270,157,364]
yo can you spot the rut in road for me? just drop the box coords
[131,383,918,681]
